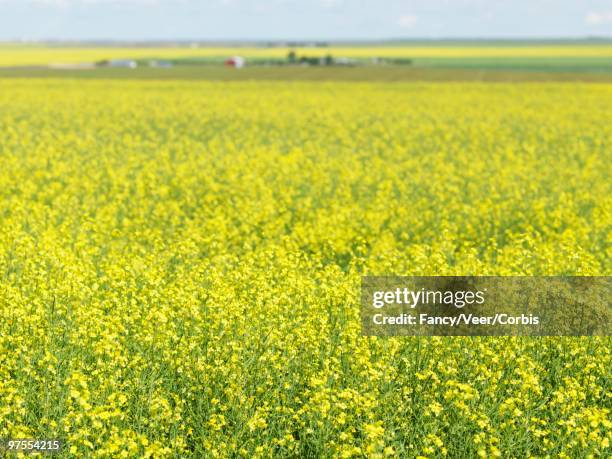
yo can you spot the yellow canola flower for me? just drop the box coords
[0,79,609,457]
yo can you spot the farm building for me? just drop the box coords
[225,56,245,68]
[149,60,173,68]
[107,59,138,68]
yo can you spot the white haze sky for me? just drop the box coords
[0,0,611,41]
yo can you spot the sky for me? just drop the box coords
[0,0,611,41]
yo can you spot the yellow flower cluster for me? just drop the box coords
[0,79,609,457]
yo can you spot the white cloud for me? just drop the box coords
[29,0,70,5]
[320,0,343,7]
[23,0,163,4]
[586,12,612,25]
[397,14,417,28]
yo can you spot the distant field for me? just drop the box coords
[415,57,612,72]
[1,44,612,68]
[2,65,612,82]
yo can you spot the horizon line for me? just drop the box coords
[3,36,612,46]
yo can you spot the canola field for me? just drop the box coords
[2,44,612,67]
[0,80,610,457]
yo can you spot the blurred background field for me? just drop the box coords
[4,65,612,82]
[1,41,612,81]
